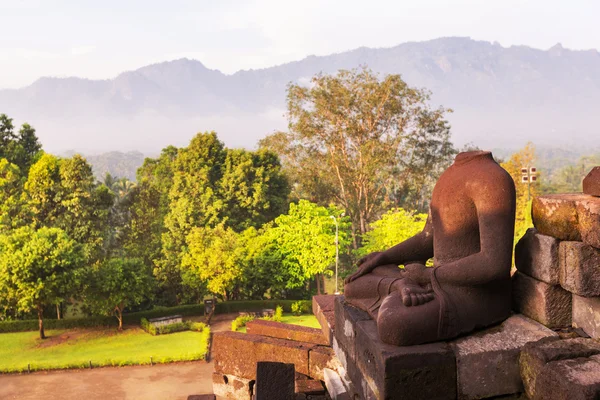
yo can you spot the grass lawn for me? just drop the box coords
[0,326,210,373]
[236,313,320,333]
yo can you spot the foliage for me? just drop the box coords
[0,114,42,174]
[291,300,311,316]
[358,208,428,256]
[83,258,155,330]
[0,227,83,338]
[500,143,538,244]
[0,159,24,233]
[231,315,256,332]
[0,327,210,373]
[260,68,454,247]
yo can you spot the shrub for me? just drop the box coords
[291,300,311,316]
[156,322,189,335]
[140,317,156,335]
[231,315,256,331]
[189,322,206,332]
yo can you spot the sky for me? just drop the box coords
[1,0,599,89]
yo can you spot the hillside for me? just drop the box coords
[1,37,600,153]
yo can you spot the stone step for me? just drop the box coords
[246,319,329,346]
[559,241,600,297]
[515,228,560,285]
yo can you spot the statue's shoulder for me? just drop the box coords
[468,160,516,196]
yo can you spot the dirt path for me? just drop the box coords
[0,361,213,400]
[0,314,239,400]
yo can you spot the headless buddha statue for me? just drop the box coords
[345,151,516,346]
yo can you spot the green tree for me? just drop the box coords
[260,68,454,248]
[83,257,154,330]
[0,114,42,174]
[358,208,428,257]
[0,227,82,339]
[0,159,25,232]
[268,200,349,293]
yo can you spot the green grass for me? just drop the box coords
[0,326,210,373]
[236,313,320,333]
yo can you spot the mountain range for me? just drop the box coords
[1,37,600,154]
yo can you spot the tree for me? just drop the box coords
[0,159,25,232]
[260,68,454,248]
[501,143,537,244]
[268,200,350,293]
[182,225,240,301]
[358,208,428,257]
[0,114,42,174]
[0,227,82,339]
[83,257,154,330]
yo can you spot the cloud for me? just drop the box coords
[71,46,96,56]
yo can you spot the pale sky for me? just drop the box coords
[1,0,598,89]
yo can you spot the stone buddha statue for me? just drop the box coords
[345,150,516,346]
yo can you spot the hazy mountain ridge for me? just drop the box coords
[1,37,600,153]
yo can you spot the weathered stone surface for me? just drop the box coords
[535,357,600,400]
[212,372,253,400]
[323,368,351,400]
[255,361,295,400]
[246,319,329,345]
[583,167,600,197]
[573,295,600,339]
[186,395,216,400]
[519,337,600,399]
[333,296,370,365]
[512,271,572,328]
[313,295,337,345]
[451,314,557,399]
[213,331,315,379]
[357,319,456,400]
[295,379,325,395]
[308,345,337,381]
[532,193,600,249]
[559,241,600,296]
[515,228,560,284]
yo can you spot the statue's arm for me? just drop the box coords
[435,172,516,286]
[378,210,434,265]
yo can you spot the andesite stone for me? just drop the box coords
[451,314,557,399]
[295,379,326,396]
[512,271,572,328]
[532,193,600,249]
[312,295,336,345]
[583,166,600,197]
[308,345,337,381]
[255,361,295,400]
[573,295,600,339]
[559,241,600,296]
[246,319,329,345]
[515,228,560,284]
[535,356,600,400]
[213,331,315,379]
[519,337,600,399]
[212,372,253,400]
[333,296,370,365]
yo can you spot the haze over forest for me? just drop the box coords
[1,37,600,159]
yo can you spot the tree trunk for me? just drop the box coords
[316,274,322,295]
[56,303,61,320]
[117,309,123,331]
[38,308,45,340]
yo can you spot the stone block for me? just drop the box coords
[333,296,370,365]
[583,166,600,197]
[354,318,456,400]
[519,337,600,399]
[295,379,325,395]
[313,295,337,345]
[187,395,216,400]
[255,361,295,400]
[515,228,560,284]
[535,357,600,400]
[559,241,600,296]
[308,345,337,381]
[323,368,351,400]
[451,314,557,399]
[532,193,600,249]
[212,372,253,400]
[512,271,572,328]
[246,319,329,345]
[573,295,600,339]
[213,331,315,379]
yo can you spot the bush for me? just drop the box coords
[189,322,206,332]
[156,322,189,335]
[291,300,311,316]
[231,315,256,332]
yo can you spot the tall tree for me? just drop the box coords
[0,159,25,232]
[0,114,42,174]
[83,257,154,330]
[0,227,82,339]
[260,68,454,247]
